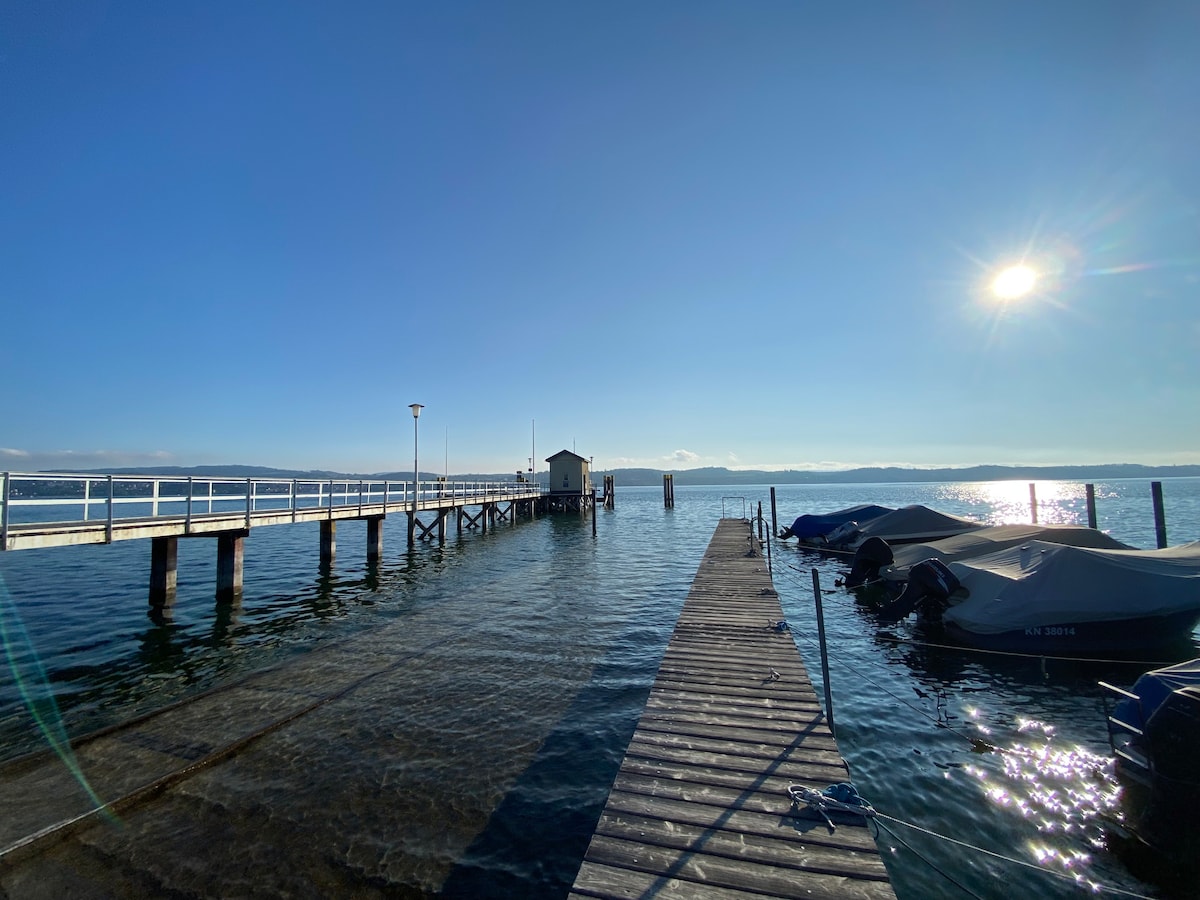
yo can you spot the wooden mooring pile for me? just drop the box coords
[569,518,895,899]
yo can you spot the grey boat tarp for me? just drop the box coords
[943,540,1200,634]
[842,504,983,550]
[882,524,1136,581]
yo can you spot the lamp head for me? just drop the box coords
[409,403,424,419]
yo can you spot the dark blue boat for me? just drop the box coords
[779,504,892,540]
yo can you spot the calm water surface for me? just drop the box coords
[1,478,1198,898]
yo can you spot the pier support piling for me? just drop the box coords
[366,516,383,565]
[1085,483,1097,529]
[320,520,336,567]
[149,536,178,609]
[216,531,247,604]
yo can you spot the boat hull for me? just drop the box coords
[943,609,1200,658]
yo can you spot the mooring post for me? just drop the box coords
[149,535,178,609]
[591,489,597,537]
[663,473,674,508]
[1029,482,1038,524]
[811,568,835,736]
[756,501,764,542]
[769,487,778,539]
[1151,481,1168,549]
[1085,483,1097,529]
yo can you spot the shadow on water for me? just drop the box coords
[440,632,658,899]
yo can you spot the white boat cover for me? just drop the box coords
[843,505,983,549]
[943,540,1200,634]
[882,524,1135,581]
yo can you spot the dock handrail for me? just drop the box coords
[1,472,542,550]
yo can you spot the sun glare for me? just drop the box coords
[991,264,1037,300]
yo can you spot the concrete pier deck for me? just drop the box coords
[569,518,896,899]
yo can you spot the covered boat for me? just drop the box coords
[779,504,891,541]
[884,540,1200,656]
[880,523,1135,582]
[809,504,983,552]
[1101,660,1200,887]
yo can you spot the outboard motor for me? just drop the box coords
[878,558,960,624]
[845,537,894,589]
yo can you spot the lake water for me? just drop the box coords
[1,478,1198,898]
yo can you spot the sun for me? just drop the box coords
[990,264,1037,300]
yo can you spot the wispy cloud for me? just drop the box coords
[0,449,179,472]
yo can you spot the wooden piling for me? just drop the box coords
[1152,481,1168,549]
[663,473,674,508]
[1029,482,1038,525]
[1085,483,1097,529]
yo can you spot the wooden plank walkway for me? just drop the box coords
[570,519,896,900]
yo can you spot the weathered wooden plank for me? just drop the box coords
[581,834,894,900]
[568,860,759,900]
[593,809,891,880]
[597,790,879,854]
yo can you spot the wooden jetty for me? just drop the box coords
[570,518,895,899]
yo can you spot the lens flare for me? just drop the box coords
[1,579,117,824]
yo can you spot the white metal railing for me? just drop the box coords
[0,472,543,546]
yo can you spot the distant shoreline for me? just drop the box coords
[41,462,1200,487]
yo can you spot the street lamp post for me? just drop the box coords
[409,403,423,546]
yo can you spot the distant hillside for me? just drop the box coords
[607,464,1200,486]
[48,462,1200,485]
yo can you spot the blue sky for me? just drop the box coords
[3,2,1198,476]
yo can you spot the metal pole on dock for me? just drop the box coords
[1152,481,1168,549]
[408,403,423,548]
[1085,483,1097,529]
[810,568,835,736]
[763,506,772,575]
[769,487,778,538]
